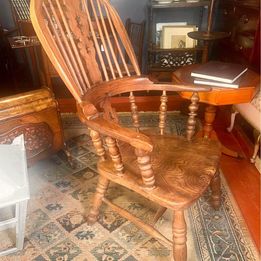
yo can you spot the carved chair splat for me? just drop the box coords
[30,1,222,260]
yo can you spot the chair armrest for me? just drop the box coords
[86,117,153,152]
[84,76,212,106]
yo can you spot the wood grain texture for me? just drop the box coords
[98,133,221,209]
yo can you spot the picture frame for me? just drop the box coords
[161,25,197,49]
[155,22,187,46]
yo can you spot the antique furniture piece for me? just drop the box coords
[9,0,35,36]
[0,24,17,81]
[215,0,260,71]
[227,89,261,163]
[147,0,210,73]
[125,18,145,71]
[9,0,57,90]
[0,87,64,166]
[187,0,230,63]
[8,0,48,89]
[172,64,260,157]
[31,1,222,260]
[8,35,43,88]
[0,135,29,256]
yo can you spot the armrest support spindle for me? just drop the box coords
[186,92,199,141]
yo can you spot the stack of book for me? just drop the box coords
[191,61,248,88]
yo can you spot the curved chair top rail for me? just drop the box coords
[30,0,140,103]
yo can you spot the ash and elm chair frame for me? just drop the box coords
[30,0,222,260]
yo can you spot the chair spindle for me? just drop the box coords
[103,1,141,76]
[97,0,123,78]
[57,0,93,91]
[90,129,106,161]
[129,92,140,131]
[186,92,199,141]
[159,90,168,135]
[89,0,116,80]
[82,0,109,81]
[104,5,131,76]
[105,137,124,175]
[53,0,91,91]
[43,1,85,96]
[135,148,155,190]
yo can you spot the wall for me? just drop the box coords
[111,0,149,72]
[111,0,148,24]
[0,0,15,29]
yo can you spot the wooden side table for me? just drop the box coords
[172,64,260,157]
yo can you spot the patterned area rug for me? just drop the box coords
[0,112,259,261]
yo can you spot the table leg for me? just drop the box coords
[203,105,241,158]
[203,105,216,138]
[202,43,209,64]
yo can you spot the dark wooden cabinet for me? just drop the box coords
[147,1,211,73]
[214,0,260,71]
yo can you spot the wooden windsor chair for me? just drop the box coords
[30,1,222,260]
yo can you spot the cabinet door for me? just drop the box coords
[218,1,235,37]
[233,6,259,60]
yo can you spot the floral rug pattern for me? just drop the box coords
[0,113,259,261]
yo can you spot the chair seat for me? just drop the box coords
[98,134,221,210]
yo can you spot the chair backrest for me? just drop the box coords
[10,0,30,21]
[10,0,36,36]
[30,0,141,104]
[125,18,145,70]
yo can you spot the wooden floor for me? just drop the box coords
[214,108,260,252]
[0,70,260,252]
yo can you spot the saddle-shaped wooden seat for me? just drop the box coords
[99,134,220,209]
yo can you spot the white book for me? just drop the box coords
[194,78,240,88]
[191,61,248,84]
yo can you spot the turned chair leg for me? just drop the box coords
[63,142,75,169]
[172,210,187,261]
[227,110,239,133]
[87,176,110,224]
[210,170,221,210]
[250,132,260,163]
